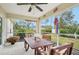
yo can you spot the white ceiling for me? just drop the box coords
[0,3,61,18]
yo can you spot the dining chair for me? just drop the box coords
[42,34,51,41]
[36,43,73,55]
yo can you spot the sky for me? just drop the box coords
[71,6,79,24]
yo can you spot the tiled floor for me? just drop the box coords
[0,42,34,55]
[72,49,79,55]
[0,42,79,55]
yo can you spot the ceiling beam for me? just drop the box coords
[0,6,7,16]
[6,13,38,21]
[39,3,77,20]
[0,5,38,21]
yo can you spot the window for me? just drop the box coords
[54,6,79,50]
[41,16,54,34]
[13,19,36,36]
[59,6,79,35]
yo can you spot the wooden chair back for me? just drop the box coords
[50,43,73,55]
[42,34,51,41]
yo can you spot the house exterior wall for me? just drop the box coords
[0,7,13,47]
[0,7,7,47]
[6,19,13,38]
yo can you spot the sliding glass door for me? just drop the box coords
[0,17,2,45]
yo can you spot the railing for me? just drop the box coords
[59,33,79,39]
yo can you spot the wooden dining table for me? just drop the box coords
[24,37,53,55]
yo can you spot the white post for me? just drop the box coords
[2,17,7,47]
[57,34,59,46]
[74,33,77,39]
[74,26,79,40]
[36,19,41,34]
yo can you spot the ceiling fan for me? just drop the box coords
[17,3,48,12]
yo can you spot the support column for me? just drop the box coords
[36,19,41,34]
[2,16,7,46]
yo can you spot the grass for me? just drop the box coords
[51,34,79,49]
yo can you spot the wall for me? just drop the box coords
[0,6,7,47]
[0,6,13,47]
[6,19,13,38]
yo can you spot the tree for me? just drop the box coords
[61,10,75,26]
[59,10,77,34]
[26,22,31,29]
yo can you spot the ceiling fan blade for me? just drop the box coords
[28,6,32,12]
[17,3,48,5]
[35,5,43,12]
[17,3,31,5]
[36,3,48,5]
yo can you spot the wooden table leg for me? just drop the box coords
[24,40,29,51]
[44,46,47,51]
[35,48,37,55]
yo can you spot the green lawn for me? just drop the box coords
[51,34,79,49]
